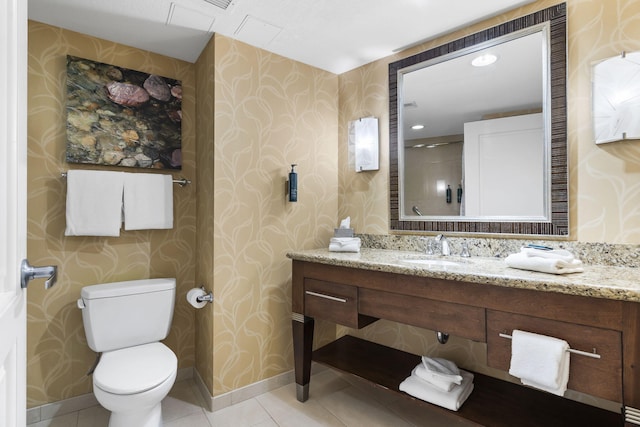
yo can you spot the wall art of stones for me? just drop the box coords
[65,55,182,169]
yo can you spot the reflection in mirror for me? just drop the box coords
[389,3,567,235]
[402,30,545,219]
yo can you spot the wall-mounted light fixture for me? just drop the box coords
[349,117,379,172]
[592,51,640,144]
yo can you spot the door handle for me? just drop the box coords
[20,259,58,289]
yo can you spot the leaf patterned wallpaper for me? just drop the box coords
[27,21,197,407]
[25,0,640,410]
[208,35,339,395]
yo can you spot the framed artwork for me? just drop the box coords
[592,51,640,145]
[65,56,182,169]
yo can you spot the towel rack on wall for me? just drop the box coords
[60,172,191,187]
[498,333,601,359]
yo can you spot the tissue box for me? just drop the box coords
[334,228,354,238]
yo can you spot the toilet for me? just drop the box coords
[78,278,178,427]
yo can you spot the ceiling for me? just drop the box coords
[28,0,535,75]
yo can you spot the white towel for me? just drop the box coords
[414,363,459,392]
[399,368,474,411]
[521,247,576,263]
[508,329,570,396]
[505,252,583,274]
[123,173,173,230]
[328,237,361,253]
[64,170,125,237]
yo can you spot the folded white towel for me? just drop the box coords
[65,170,125,237]
[414,363,459,392]
[123,173,173,230]
[328,237,361,253]
[521,247,576,262]
[508,329,570,396]
[420,356,463,386]
[399,368,474,411]
[505,252,583,274]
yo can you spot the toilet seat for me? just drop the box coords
[93,342,177,395]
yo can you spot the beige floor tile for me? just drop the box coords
[306,369,351,399]
[208,398,273,426]
[27,412,78,427]
[76,404,110,427]
[256,383,346,427]
[318,387,414,427]
[163,379,207,423]
[164,411,212,427]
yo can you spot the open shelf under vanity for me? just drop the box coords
[314,336,621,427]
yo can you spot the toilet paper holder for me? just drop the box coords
[196,286,213,303]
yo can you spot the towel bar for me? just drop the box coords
[498,333,601,359]
[61,171,191,187]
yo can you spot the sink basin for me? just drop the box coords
[399,258,464,267]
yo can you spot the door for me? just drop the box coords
[0,0,28,425]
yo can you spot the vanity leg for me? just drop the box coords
[292,313,314,402]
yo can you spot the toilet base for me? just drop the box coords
[108,403,161,427]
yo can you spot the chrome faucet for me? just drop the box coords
[420,237,434,255]
[434,234,450,256]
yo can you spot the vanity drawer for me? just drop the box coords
[359,288,486,342]
[486,310,622,402]
[304,279,377,329]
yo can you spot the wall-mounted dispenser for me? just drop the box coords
[348,117,379,172]
[288,164,298,202]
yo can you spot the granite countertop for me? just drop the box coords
[286,248,640,303]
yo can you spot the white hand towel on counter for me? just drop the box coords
[505,252,583,274]
[521,247,576,263]
[328,237,361,253]
[65,170,125,237]
[123,173,173,230]
[508,329,570,396]
[400,367,474,411]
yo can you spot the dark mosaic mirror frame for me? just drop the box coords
[389,3,567,236]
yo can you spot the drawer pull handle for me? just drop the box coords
[499,333,601,359]
[305,290,347,303]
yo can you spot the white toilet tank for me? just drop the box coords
[79,278,176,353]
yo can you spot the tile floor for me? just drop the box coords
[27,369,477,427]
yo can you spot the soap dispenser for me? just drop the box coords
[288,164,298,202]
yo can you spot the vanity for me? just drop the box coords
[288,248,640,426]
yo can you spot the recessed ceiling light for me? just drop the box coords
[411,124,424,130]
[472,53,498,67]
[412,144,425,148]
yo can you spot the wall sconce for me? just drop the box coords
[592,51,640,144]
[349,117,379,172]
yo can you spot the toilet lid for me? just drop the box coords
[93,342,177,395]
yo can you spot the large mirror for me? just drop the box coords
[389,3,567,236]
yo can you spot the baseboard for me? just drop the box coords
[26,367,194,424]
[195,362,327,413]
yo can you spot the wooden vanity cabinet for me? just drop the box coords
[291,260,640,426]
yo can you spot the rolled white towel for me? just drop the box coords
[414,363,459,392]
[521,247,576,263]
[421,356,463,384]
[505,252,583,274]
[399,368,474,411]
[329,237,361,253]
